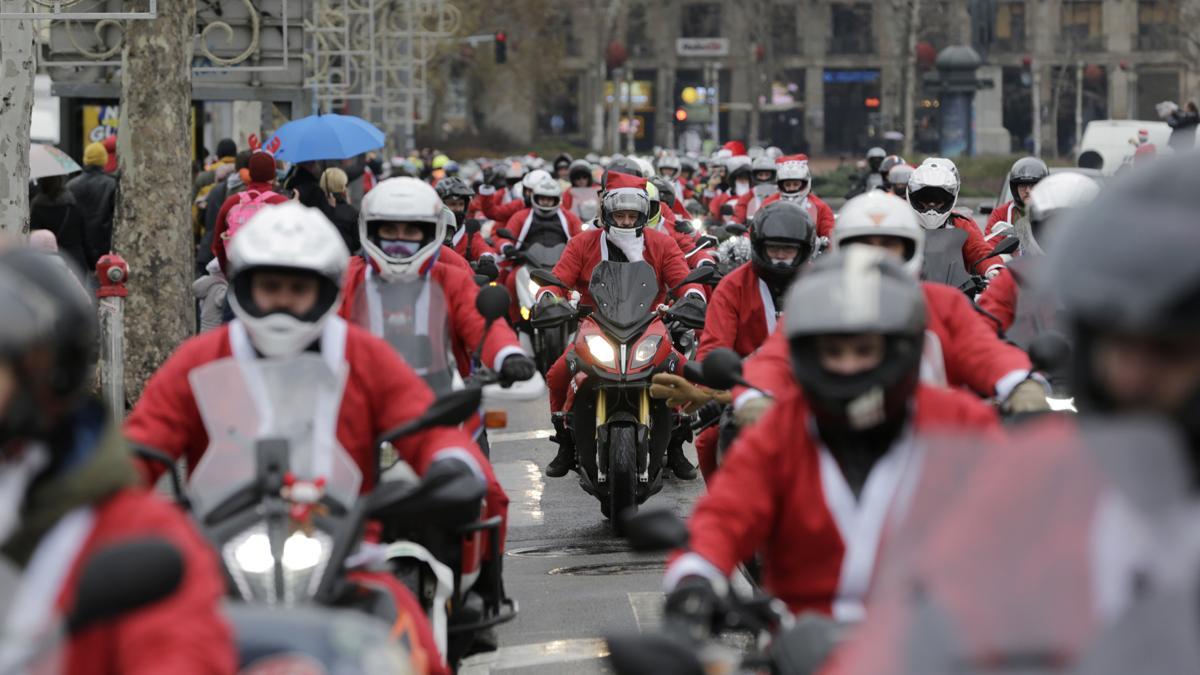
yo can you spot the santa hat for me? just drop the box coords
[775,154,811,181]
[721,141,747,157]
[604,171,647,195]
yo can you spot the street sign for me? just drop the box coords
[676,38,729,58]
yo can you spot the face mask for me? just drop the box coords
[380,238,421,258]
[735,180,751,196]
[753,183,776,199]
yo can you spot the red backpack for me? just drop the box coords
[224,190,275,241]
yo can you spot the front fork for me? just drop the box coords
[595,388,651,484]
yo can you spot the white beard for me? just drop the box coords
[606,229,645,262]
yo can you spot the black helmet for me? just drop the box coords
[1048,152,1200,439]
[435,176,475,227]
[568,159,593,185]
[1008,156,1049,208]
[0,248,97,447]
[785,247,925,434]
[866,146,887,171]
[601,158,644,191]
[879,155,906,182]
[750,201,817,291]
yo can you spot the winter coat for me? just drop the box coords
[192,259,228,333]
[339,255,525,379]
[283,165,326,210]
[479,189,527,224]
[741,282,1033,400]
[210,182,290,274]
[538,228,705,308]
[29,191,88,275]
[754,192,837,239]
[1168,110,1199,151]
[448,228,497,262]
[697,262,777,361]
[5,404,236,675]
[66,166,118,267]
[949,212,1004,274]
[496,207,584,250]
[327,195,361,254]
[669,385,1000,616]
[984,199,1023,238]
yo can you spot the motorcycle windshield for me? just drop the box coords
[188,355,362,517]
[348,274,455,395]
[921,227,970,288]
[524,243,566,269]
[588,261,659,328]
[833,417,1200,674]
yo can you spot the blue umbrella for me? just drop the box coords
[264,114,385,163]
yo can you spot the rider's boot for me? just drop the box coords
[545,412,576,478]
[666,436,698,481]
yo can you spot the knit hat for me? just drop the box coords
[247,151,276,183]
[216,138,237,160]
[83,142,108,168]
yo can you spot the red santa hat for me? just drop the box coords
[775,154,811,181]
[721,141,747,157]
[605,171,648,194]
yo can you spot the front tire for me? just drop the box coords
[607,425,638,534]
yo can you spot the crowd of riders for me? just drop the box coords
[6,129,1200,674]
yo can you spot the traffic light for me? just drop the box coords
[494,31,507,64]
[675,108,688,122]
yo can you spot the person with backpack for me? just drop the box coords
[210,151,289,274]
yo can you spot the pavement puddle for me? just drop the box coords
[492,460,545,527]
[459,638,610,674]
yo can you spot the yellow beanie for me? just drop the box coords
[83,142,108,168]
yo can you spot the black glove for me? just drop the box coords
[474,256,499,281]
[667,294,707,329]
[499,354,536,384]
[663,575,721,640]
[693,399,725,428]
[503,245,526,263]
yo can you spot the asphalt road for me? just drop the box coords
[459,383,705,675]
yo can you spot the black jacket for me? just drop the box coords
[327,196,361,254]
[30,192,89,274]
[66,167,118,267]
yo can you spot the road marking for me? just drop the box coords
[458,638,610,674]
[492,460,544,527]
[628,591,664,632]
[489,428,555,443]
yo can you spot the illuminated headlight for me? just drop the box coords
[629,335,662,370]
[520,306,531,321]
[223,524,332,605]
[1047,397,1077,412]
[526,278,541,299]
[585,334,617,368]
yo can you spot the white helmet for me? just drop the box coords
[775,155,812,202]
[1024,172,1100,255]
[907,158,960,230]
[634,157,656,180]
[833,191,925,278]
[531,175,563,217]
[656,154,681,176]
[359,177,445,281]
[228,202,349,358]
[521,169,552,206]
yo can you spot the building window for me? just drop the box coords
[681,3,721,38]
[770,4,799,56]
[829,3,875,55]
[992,0,1026,52]
[1137,0,1180,51]
[1060,1,1104,52]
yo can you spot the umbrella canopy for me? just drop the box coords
[30,143,81,180]
[264,114,385,163]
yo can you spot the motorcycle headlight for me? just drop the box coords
[585,334,617,368]
[224,524,332,605]
[1047,397,1077,413]
[629,335,663,370]
[526,278,541,300]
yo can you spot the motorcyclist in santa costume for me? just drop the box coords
[729,155,779,224]
[977,172,1100,338]
[753,154,836,239]
[732,191,1047,429]
[0,248,237,675]
[707,155,750,221]
[654,154,692,218]
[561,159,601,220]
[495,174,584,252]
[655,200,817,482]
[540,172,708,480]
[339,177,534,395]
[985,156,1049,239]
[907,158,1004,279]
[435,176,499,275]
[477,168,552,225]
[646,177,716,270]
[663,248,1001,623]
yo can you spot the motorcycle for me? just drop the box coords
[533,262,712,530]
[502,236,576,376]
[922,231,1019,297]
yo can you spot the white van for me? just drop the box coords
[1076,120,1171,175]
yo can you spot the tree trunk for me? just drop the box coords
[113,0,196,401]
[0,2,35,236]
[902,0,920,157]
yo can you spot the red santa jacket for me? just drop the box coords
[757,192,837,239]
[708,191,735,219]
[539,228,705,308]
[60,489,236,675]
[670,385,1000,617]
[124,319,491,495]
[479,189,526,224]
[655,205,714,269]
[949,212,1003,274]
[339,255,525,378]
[975,266,1019,332]
[741,282,1031,401]
[985,199,1021,237]
[449,228,497,262]
[497,207,584,249]
[439,243,474,272]
[697,262,776,361]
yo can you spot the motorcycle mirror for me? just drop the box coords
[375,388,483,446]
[476,285,511,323]
[367,462,487,528]
[529,268,567,289]
[682,360,706,385]
[465,218,483,235]
[702,348,749,391]
[68,538,184,635]
[977,203,994,216]
[1027,332,1071,373]
[619,507,690,553]
[723,223,748,237]
[670,265,715,293]
[495,228,516,240]
[989,236,1020,259]
[606,632,704,675]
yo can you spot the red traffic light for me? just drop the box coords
[864,97,880,109]
[495,31,506,42]
[675,108,688,122]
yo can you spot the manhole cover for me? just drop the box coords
[547,560,666,576]
[507,542,632,558]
